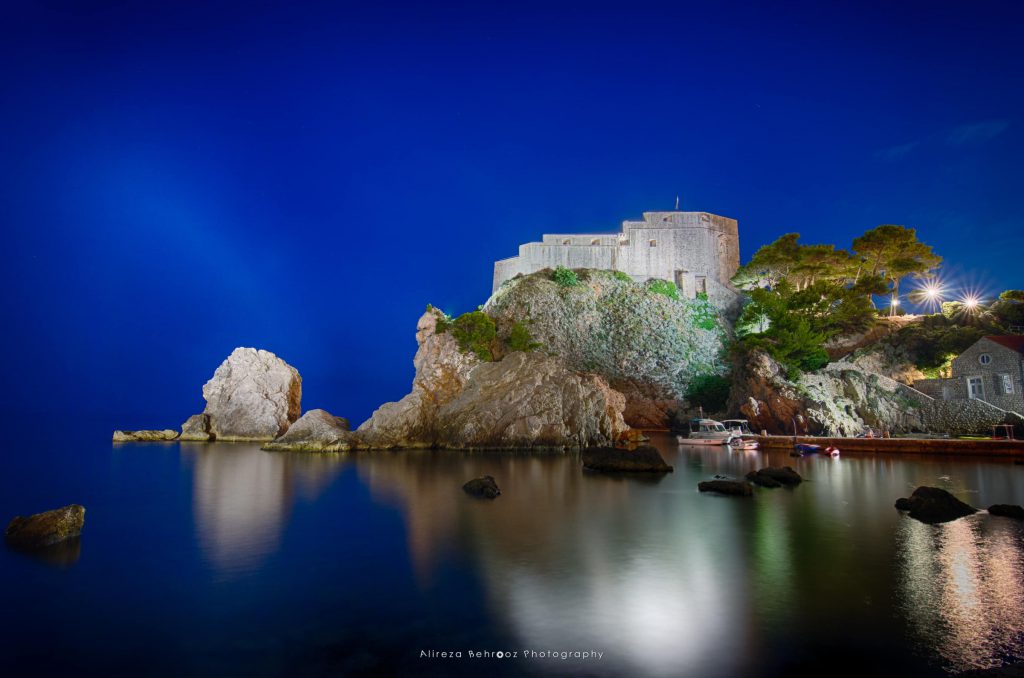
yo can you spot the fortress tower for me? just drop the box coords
[493,211,742,310]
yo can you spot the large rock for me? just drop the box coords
[112,429,178,442]
[988,504,1024,520]
[6,505,85,549]
[895,486,977,524]
[746,466,803,487]
[263,409,353,452]
[581,445,673,473]
[189,348,302,442]
[357,309,628,449]
[485,270,727,428]
[180,413,213,441]
[463,476,501,498]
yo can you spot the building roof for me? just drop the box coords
[986,335,1024,354]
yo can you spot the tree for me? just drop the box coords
[851,225,941,313]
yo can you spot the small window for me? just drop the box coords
[591,238,600,245]
[562,239,571,245]
[979,354,992,365]
[1002,374,1014,394]
[649,239,657,247]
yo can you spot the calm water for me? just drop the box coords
[3,426,1024,677]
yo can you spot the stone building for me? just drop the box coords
[493,211,741,310]
[913,336,1024,414]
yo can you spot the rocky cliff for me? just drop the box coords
[484,269,728,427]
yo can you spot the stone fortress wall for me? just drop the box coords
[493,211,741,310]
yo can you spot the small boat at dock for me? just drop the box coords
[677,418,738,446]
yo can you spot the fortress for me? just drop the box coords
[493,210,742,309]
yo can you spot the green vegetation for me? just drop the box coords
[689,293,718,330]
[685,374,732,412]
[552,266,581,287]
[647,278,680,301]
[731,225,941,377]
[506,321,541,352]
[447,311,497,361]
[613,271,632,283]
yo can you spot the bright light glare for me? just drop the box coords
[963,296,979,309]
[891,297,900,306]
[924,284,941,300]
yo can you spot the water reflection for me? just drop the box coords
[182,443,346,577]
[897,515,1024,673]
[7,536,81,567]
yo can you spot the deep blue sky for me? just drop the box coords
[2,0,1021,427]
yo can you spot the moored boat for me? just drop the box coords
[677,418,737,445]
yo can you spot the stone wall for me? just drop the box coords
[914,337,1024,414]
[493,211,741,310]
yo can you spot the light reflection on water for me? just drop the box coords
[897,514,1024,673]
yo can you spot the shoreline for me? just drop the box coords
[754,434,1024,456]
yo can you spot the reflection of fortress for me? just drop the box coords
[493,211,741,309]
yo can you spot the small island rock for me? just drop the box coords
[895,486,977,524]
[746,466,803,487]
[6,505,85,549]
[698,480,754,497]
[263,409,353,452]
[581,445,673,473]
[112,429,178,442]
[988,504,1024,520]
[463,476,501,499]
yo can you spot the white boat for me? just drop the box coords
[677,418,737,445]
[721,419,759,449]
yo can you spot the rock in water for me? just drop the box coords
[581,445,673,473]
[112,429,178,442]
[191,348,302,442]
[6,505,85,548]
[180,413,213,441]
[463,476,501,498]
[989,504,1024,520]
[263,409,353,452]
[698,480,753,497]
[895,486,977,524]
[746,466,803,487]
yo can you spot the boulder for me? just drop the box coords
[463,476,501,499]
[616,429,650,445]
[747,466,803,487]
[581,445,673,473]
[357,309,629,449]
[895,486,977,524]
[698,480,753,497]
[112,429,178,442]
[191,348,302,442]
[263,409,353,452]
[180,413,213,441]
[988,504,1024,520]
[6,505,85,549]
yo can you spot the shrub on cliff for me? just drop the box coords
[647,279,680,301]
[449,311,497,361]
[552,266,581,287]
[506,321,541,352]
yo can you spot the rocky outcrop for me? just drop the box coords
[463,476,501,498]
[730,349,930,436]
[112,429,178,442]
[895,486,977,524]
[988,504,1024,520]
[180,413,213,441]
[581,445,673,473]
[485,270,728,427]
[6,505,85,549]
[746,466,802,487]
[263,409,353,452]
[698,479,753,496]
[357,309,628,449]
[185,348,302,442]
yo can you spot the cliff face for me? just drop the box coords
[354,308,628,449]
[730,350,930,436]
[484,269,728,427]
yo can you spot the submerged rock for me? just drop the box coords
[357,309,628,449]
[746,466,803,487]
[463,476,501,499]
[6,505,85,549]
[988,504,1024,520]
[188,347,302,442]
[180,413,213,442]
[698,480,753,497]
[581,445,673,473]
[112,429,178,442]
[895,486,977,524]
[263,409,353,452]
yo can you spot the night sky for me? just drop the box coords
[2,0,1021,427]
